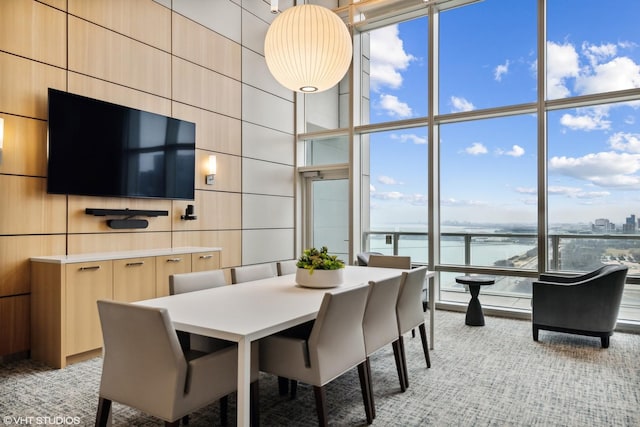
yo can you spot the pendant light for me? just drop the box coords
[264,4,352,93]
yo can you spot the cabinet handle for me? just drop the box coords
[126,261,145,267]
[199,254,213,259]
[166,258,182,263]
[79,265,100,271]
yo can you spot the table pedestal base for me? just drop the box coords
[465,284,484,326]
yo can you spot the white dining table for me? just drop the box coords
[136,265,433,426]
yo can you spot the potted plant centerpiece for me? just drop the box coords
[295,246,346,288]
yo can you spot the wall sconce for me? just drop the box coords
[0,117,4,165]
[205,154,216,185]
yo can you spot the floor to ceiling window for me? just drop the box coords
[298,0,640,325]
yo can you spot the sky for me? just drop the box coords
[366,0,640,230]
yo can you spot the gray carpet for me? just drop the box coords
[1,310,639,426]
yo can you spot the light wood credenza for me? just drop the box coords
[30,247,221,368]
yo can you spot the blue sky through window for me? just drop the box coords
[368,0,640,231]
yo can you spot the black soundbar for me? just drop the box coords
[107,219,149,229]
[85,208,169,217]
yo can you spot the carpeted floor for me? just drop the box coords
[1,310,639,426]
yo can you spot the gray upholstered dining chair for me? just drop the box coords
[367,254,411,269]
[231,263,276,284]
[169,270,231,353]
[276,259,298,276]
[532,264,628,348]
[363,275,404,417]
[95,299,259,427]
[396,266,431,389]
[259,285,374,426]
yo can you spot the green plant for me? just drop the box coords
[296,246,345,273]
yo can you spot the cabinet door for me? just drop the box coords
[192,251,220,272]
[65,261,112,356]
[156,254,192,297]
[113,257,155,302]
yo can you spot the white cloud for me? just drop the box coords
[549,151,640,188]
[546,41,580,99]
[371,191,427,205]
[441,198,489,207]
[547,40,640,100]
[575,56,640,94]
[496,145,525,157]
[391,133,427,145]
[379,94,412,118]
[370,184,376,192]
[547,186,610,199]
[369,25,416,91]
[515,187,536,194]
[494,60,510,82]
[608,132,640,153]
[450,96,475,112]
[378,175,401,185]
[581,42,617,67]
[559,107,611,131]
[465,142,488,155]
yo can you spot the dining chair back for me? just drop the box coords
[259,285,373,426]
[96,299,258,426]
[276,259,298,276]
[170,269,227,295]
[363,275,405,412]
[231,263,276,284]
[169,269,231,354]
[367,255,411,269]
[396,266,431,389]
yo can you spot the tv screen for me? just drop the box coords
[47,88,196,200]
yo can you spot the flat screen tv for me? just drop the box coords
[47,88,196,200]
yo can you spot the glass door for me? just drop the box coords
[303,169,349,263]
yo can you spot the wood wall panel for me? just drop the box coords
[172,13,241,80]
[191,191,241,231]
[172,102,241,156]
[67,232,172,255]
[69,0,171,51]
[68,17,171,97]
[0,115,48,177]
[68,73,172,117]
[195,151,241,193]
[0,235,66,297]
[0,295,30,355]
[37,0,67,11]
[0,52,66,119]
[0,176,67,235]
[172,57,241,119]
[67,196,173,233]
[172,230,241,269]
[0,0,66,67]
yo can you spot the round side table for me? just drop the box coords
[455,275,495,326]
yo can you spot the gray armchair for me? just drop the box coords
[532,264,628,348]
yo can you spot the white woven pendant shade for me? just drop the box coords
[264,4,352,93]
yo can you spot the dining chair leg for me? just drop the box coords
[181,415,189,425]
[251,380,260,427]
[364,357,376,419]
[358,361,374,425]
[399,336,410,388]
[290,380,298,399]
[419,323,431,368]
[392,339,407,392]
[313,385,329,427]
[164,421,179,427]
[95,397,111,427]
[220,395,228,426]
[277,376,289,396]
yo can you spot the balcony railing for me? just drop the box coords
[362,230,640,322]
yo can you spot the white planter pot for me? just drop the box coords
[295,268,344,288]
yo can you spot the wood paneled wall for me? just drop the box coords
[0,0,248,358]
